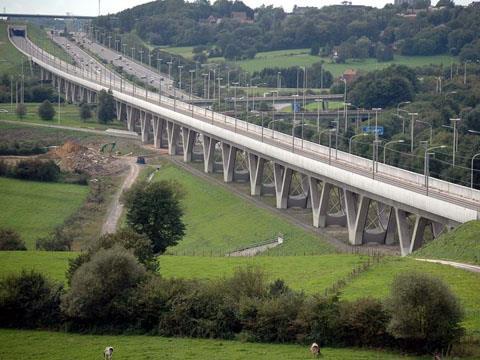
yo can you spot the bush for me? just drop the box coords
[14,159,60,182]
[79,103,92,121]
[61,246,147,328]
[385,272,464,352]
[338,298,391,347]
[38,100,55,121]
[0,270,63,328]
[97,89,116,124]
[0,228,26,250]
[36,226,73,251]
[15,103,27,118]
[94,229,158,271]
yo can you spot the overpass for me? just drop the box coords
[2,13,95,20]
[9,26,480,256]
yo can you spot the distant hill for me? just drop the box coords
[414,220,480,265]
[93,0,480,62]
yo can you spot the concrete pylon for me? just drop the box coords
[273,163,292,209]
[247,153,265,196]
[221,143,236,182]
[409,216,429,254]
[394,208,413,256]
[182,127,196,162]
[202,135,217,173]
[115,101,123,121]
[140,112,151,143]
[344,189,370,245]
[166,121,180,155]
[309,177,331,228]
[126,105,133,131]
[152,116,166,149]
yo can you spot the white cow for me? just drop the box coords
[104,346,114,360]
[310,342,321,358]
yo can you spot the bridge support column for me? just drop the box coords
[431,221,445,238]
[182,128,196,162]
[410,216,429,254]
[202,135,217,173]
[221,143,237,183]
[126,105,134,131]
[247,153,265,196]
[344,190,370,245]
[309,178,331,228]
[140,112,151,143]
[166,121,180,155]
[273,163,292,209]
[115,101,123,122]
[152,116,166,149]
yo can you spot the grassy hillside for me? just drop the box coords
[0,21,26,73]
[0,177,89,248]
[152,162,334,255]
[26,23,74,64]
[0,103,125,130]
[341,257,480,335]
[414,221,480,265]
[0,252,364,294]
[0,329,427,360]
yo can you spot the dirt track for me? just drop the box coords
[101,157,141,235]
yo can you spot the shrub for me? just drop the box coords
[93,229,158,271]
[97,89,116,124]
[14,159,60,182]
[223,265,268,301]
[0,270,63,328]
[15,103,27,118]
[0,228,26,250]
[295,295,341,346]
[66,252,90,286]
[61,246,147,328]
[338,298,391,347]
[385,272,464,352]
[38,100,55,120]
[79,103,92,121]
[35,226,73,251]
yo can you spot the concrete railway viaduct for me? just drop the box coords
[9,26,480,255]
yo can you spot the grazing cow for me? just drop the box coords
[104,346,114,360]
[310,342,321,357]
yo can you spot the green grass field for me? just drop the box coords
[0,177,89,249]
[26,23,74,65]
[0,329,428,360]
[414,221,480,265]
[160,45,195,59]
[216,50,457,77]
[0,103,125,130]
[0,252,364,294]
[341,257,480,335]
[152,162,334,255]
[0,21,26,73]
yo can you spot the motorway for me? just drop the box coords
[10,30,480,219]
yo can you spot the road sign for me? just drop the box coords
[362,126,384,135]
[292,102,301,113]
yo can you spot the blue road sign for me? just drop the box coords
[362,126,384,135]
[292,102,301,113]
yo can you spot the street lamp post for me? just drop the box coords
[417,120,433,144]
[341,78,347,132]
[384,140,405,163]
[372,107,382,140]
[450,118,461,166]
[315,98,322,141]
[424,145,447,195]
[408,112,418,152]
[397,101,410,133]
[178,65,184,90]
[468,130,480,189]
[232,82,239,130]
[349,133,369,154]
[189,69,195,110]
[372,140,382,178]
[292,94,299,151]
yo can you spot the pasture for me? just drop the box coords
[0,329,428,360]
[0,177,89,248]
[0,103,125,130]
[152,162,334,255]
[0,22,26,73]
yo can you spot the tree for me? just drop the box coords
[61,246,146,326]
[97,89,116,124]
[386,272,464,352]
[79,103,92,121]
[0,228,26,251]
[15,103,27,119]
[38,100,55,121]
[122,180,186,253]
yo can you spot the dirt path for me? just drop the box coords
[414,258,480,273]
[101,157,141,235]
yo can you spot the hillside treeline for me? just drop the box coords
[93,0,480,61]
